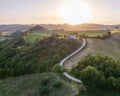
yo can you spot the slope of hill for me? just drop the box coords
[0,25,34,33]
[0,35,81,78]
[28,25,49,33]
[0,73,77,96]
[9,30,24,38]
[25,32,50,43]
[63,32,120,71]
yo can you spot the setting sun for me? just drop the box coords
[59,0,91,24]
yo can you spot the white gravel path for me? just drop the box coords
[60,38,86,83]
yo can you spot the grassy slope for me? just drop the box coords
[77,91,120,96]
[24,30,108,44]
[88,33,120,60]
[42,30,108,37]
[111,28,120,33]
[64,32,120,70]
[25,33,50,43]
[78,30,108,37]
[0,73,77,96]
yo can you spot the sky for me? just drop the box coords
[0,0,120,25]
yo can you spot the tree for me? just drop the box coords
[106,76,116,90]
[80,66,101,89]
[52,64,64,73]
[71,54,120,90]
[116,78,120,91]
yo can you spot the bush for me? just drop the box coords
[39,86,50,95]
[52,81,62,89]
[41,78,50,86]
[52,64,64,73]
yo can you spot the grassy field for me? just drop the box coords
[63,32,120,71]
[24,30,109,44]
[46,30,108,37]
[0,73,77,96]
[25,33,50,43]
[87,33,120,60]
[77,30,108,37]
[77,91,120,96]
[111,28,120,33]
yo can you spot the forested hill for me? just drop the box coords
[0,35,81,78]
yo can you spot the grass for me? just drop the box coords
[25,32,50,43]
[77,30,108,37]
[76,91,120,96]
[111,28,120,33]
[0,73,77,96]
[62,32,120,95]
[45,30,108,38]
[63,32,120,71]
[87,34,120,60]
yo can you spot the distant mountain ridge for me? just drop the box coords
[41,23,120,30]
[0,23,120,33]
[28,25,48,32]
[0,25,34,33]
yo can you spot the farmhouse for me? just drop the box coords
[67,34,77,39]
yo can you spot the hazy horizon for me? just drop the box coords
[0,0,120,25]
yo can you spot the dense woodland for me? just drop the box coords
[71,54,120,91]
[0,35,81,78]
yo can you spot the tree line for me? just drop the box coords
[0,35,81,78]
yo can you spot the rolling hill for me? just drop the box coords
[63,32,120,71]
[0,73,77,96]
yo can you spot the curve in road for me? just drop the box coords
[60,38,86,83]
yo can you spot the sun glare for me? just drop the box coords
[59,0,91,24]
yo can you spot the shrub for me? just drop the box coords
[52,81,62,89]
[52,64,64,73]
[41,78,50,86]
[39,86,50,95]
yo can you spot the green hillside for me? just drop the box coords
[0,28,120,96]
[0,73,77,96]
[25,32,50,43]
[0,35,81,78]
[77,30,108,37]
